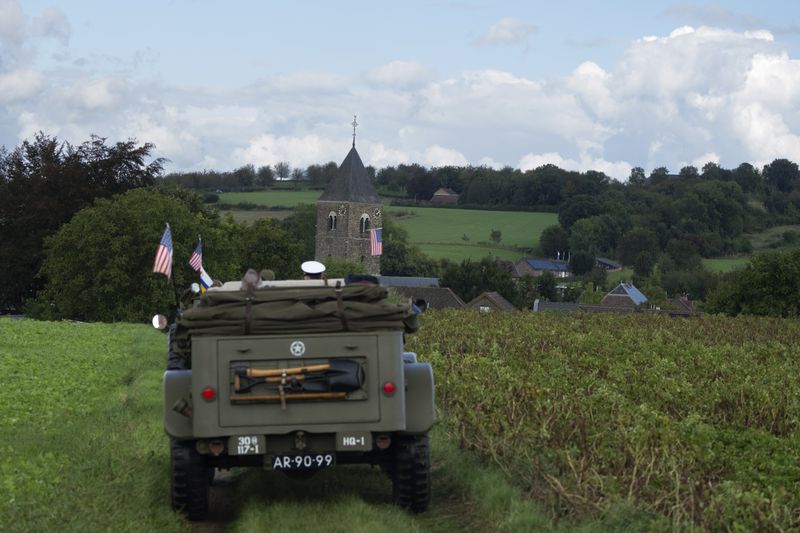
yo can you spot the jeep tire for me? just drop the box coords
[170,439,210,520]
[392,434,431,513]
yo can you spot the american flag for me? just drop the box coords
[370,227,382,256]
[189,238,202,272]
[153,225,173,278]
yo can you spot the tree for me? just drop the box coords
[633,251,657,278]
[274,161,291,180]
[0,133,163,311]
[617,228,660,266]
[679,165,699,178]
[440,257,516,303]
[256,165,274,188]
[31,187,305,321]
[31,188,209,321]
[763,158,799,193]
[705,250,800,316]
[233,164,255,188]
[558,194,602,229]
[649,166,669,181]
[539,225,569,259]
[664,239,702,270]
[569,250,595,276]
[280,204,316,261]
[490,229,502,244]
[628,166,646,186]
[535,271,557,301]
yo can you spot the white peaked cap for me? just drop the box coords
[301,260,326,275]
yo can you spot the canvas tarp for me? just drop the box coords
[174,284,418,345]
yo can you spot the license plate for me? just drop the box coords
[229,435,265,455]
[271,453,335,470]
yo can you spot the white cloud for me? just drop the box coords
[0,0,26,47]
[232,134,346,169]
[518,151,632,180]
[366,60,432,88]
[31,6,69,44]
[476,18,536,46]
[365,142,409,168]
[477,156,505,169]
[60,78,124,110]
[0,69,44,103]
[423,145,468,167]
[268,71,347,93]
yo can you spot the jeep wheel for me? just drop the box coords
[392,434,431,513]
[170,439,210,520]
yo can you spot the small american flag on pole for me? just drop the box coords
[370,227,382,256]
[189,237,202,272]
[153,224,173,278]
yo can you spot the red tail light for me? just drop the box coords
[382,381,396,395]
[201,387,216,401]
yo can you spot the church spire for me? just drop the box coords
[351,114,358,148]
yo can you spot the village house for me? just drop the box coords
[600,282,649,308]
[466,291,518,312]
[515,258,572,278]
[429,187,459,205]
[378,276,464,310]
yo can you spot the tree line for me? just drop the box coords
[3,132,800,319]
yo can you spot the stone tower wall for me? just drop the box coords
[315,200,382,275]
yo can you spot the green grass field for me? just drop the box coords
[0,318,554,532]
[218,190,321,208]
[415,243,524,262]
[745,224,800,251]
[702,257,750,272]
[387,206,555,252]
[217,191,557,262]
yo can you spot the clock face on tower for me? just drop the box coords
[373,208,381,218]
[338,204,348,216]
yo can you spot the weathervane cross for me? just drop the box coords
[351,114,358,148]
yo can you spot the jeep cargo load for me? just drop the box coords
[160,278,434,520]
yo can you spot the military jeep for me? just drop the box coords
[158,277,434,520]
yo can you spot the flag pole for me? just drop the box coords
[166,223,181,312]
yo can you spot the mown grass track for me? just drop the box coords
[0,319,551,532]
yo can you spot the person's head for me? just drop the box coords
[301,260,326,280]
[260,269,275,282]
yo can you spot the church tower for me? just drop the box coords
[314,119,382,275]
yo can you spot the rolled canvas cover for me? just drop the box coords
[174,283,419,351]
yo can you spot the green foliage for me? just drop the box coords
[617,228,660,266]
[380,218,439,277]
[441,257,516,303]
[280,203,317,260]
[408,311,800,530]
[535,271,557,300]
[30,188,303,322]
[569,250,595,276]
[0,133,162,310]
[490,229,502,244]
[539,224,569,258]
[706,249,800,317]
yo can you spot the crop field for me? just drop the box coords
[407,311,800,531]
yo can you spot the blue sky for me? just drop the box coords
[3,1,800,179]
